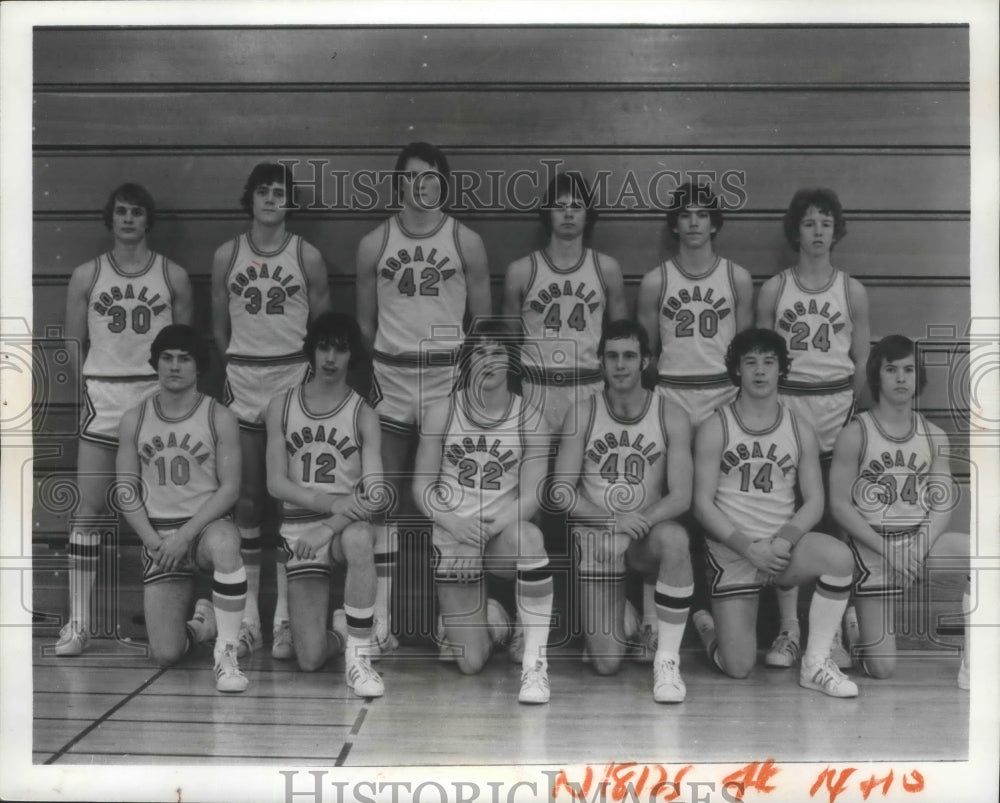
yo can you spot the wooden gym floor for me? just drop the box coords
[33,636,968,766]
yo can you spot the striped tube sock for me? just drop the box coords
[374,524,396,623]
[803,574,853,664]
[517,558,554,668]
[238,527,262,626]
[213,567,249,649]
[655,581,694,660]
[67,518,106,631]
[344,604,375,659]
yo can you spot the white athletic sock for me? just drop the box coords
[213,567,248,648]
[239,526,262,625]
[655,581,693,660]
[67,518,106,631]
[273,557,289,626]
[517,558,553,669]
[803,574,852,663]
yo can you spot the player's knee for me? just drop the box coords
[652,521,690,562]
[456,645,490,675]
[516,522,546,557]
[340,522,375,564]
[203,524,241,568]
[859,652,895,680]
[718,648,755,679]
[590,653,623,676]
[296,648,327,673]
[827,539,854,575]
[151,641,187,667]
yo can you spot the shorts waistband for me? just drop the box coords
[374,348,459,368]
[657,372,731,389]
[778,377,852,395]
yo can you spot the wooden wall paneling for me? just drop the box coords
[34,90,969,149]
[34,26,969,86]
[33,152,971,214]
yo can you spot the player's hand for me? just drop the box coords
[293,526,334,561]
[327,493,368,522]
[613,512,651,541]
[155,531,192,573]
[884,539,923,587]
[442,514,491,548]
[746,539,790,575]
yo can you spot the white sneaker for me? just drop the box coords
[345,655,385,698]
[214,643,249,693]
[630,624,659,664]
[800,655,858,698]
[830,627,852,670]
[271,619,295,660]
[187,598,217,646]
[958,652,970,691]
[518,660,550,705]
[653,656,686,703]
[54,621,90,656]
[236,619,263,658]
[765,630,800,668]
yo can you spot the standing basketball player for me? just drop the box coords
[502,171,628,432]
[691,328,858,697]
[263,312,384,697]
[636,180,754,659]
[116,325,248,692]
[829,335,970,687]
[356,142,492,652]
[412,318,554,704]
[756,188,871,670]
[55,183,193,655]
[211,163,331,660]
[554,320,693,703]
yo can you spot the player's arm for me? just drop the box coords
[354,227,381,351]
[552,399,597,516]
[639,400,693,525]
[160,404,243,568]
[598,254,629,321]
[166,260,194,326]
[412,402,489,546]
[301,240,332,320]
[776,414,824,544]
[355,403,384,522]
[501,257,530,320]
[846,276,872,407]
[636,268,663,362]
[828,420,887,555]
[755,275,780,329]
[732,263,756,332]
[115,407,162,553]
[925,422,958,543]
[210,240,235,363]
[458,223,492,320]
[693,412,788,574]
[64,260,95,393]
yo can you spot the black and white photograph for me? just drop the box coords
[2,1,998,801]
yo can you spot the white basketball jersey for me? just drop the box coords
[82,252,176,378]
[579,391,668,513]
[656,256,739,388]
[714,403,801,541]
[853,411,935,533]
[438,391,526,523]
[521,249,607,378]
[373,214,468,359]
[225,232,311,361]
[279,386,365,522]
[774,268,855,391]
[135,393,219,528]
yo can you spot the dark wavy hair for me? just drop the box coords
[867,334,926,402]
[665,181,724,240]
[103,183,156,232]
[782,187,847,248]
[538,171,599,238]
[724,328,791,386]
[302,312,367,370]
[149,324,210,374]
[239,162,295,217]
